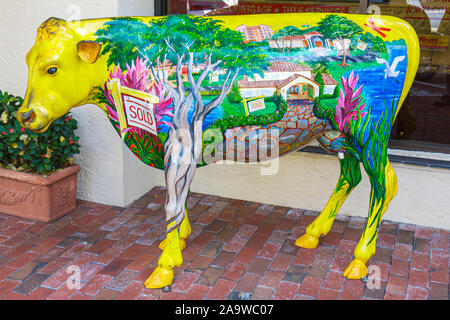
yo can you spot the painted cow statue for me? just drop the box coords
[16,13,419,289]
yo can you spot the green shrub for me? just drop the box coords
[227,82,243,104]
[0,90,80,175]
[313,96,336,120]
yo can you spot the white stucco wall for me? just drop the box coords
[118,0,155,17]
[0,1,449,229]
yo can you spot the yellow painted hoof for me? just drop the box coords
[144,266,174,289]
[159,238,186,251]
[295,233,319,249]
[343,259,368,279]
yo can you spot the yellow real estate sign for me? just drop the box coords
[107,78,160,139]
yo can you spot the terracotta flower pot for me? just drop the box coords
[0,164,80,222]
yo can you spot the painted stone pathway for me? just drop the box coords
[218,99,341,162]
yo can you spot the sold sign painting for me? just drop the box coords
[248,98,266,113]
[106,79,160,139]
[123,94,157,136]
[243,96,266,116]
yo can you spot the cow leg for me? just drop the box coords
[159,206,191,251]
[343,158,398,279]
[144,184,191,289]
[145,138,196,289]
[296,153,361,248]
[144,222,183,289]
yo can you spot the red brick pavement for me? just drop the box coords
[0,186,448,300]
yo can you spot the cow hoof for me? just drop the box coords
[295,233,319,249]
[144,266,174,289]
[159,238,186,251]
[343,259,367,280]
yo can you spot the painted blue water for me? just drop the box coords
[156,98,223,134]
[200,104,223,131]
[344,43,408,118]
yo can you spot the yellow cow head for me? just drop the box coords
[16,17,105,132]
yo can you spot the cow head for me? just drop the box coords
[16,17,103,132]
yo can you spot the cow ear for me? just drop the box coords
[77,40,101,63]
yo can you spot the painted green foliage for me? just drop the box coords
[317,15,386,67]
[96,17,150,69]
[317,15,362,67]
[145,15,269,72]
[227,82,242,104]
[360,32,387,57]
[349,96,397,246]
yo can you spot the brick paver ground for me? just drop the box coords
[0,186,448,300]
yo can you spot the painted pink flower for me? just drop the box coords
[334,71,367,132]
[124,57,153,92]
[9,128,13,133]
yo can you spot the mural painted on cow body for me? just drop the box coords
[92,14,408,167]
[16,13,420,289]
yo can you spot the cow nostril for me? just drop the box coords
[22,109,36,124]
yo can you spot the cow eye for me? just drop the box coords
[47,67,57,75]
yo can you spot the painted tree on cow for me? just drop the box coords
[317,15,388,67]
[95,16,269,288]
[142,15,269,234]
[317,15,362,68]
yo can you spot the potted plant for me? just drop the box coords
[0,90,81,222]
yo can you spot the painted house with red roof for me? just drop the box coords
[237,60,338,100]
[253,60,312,81]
